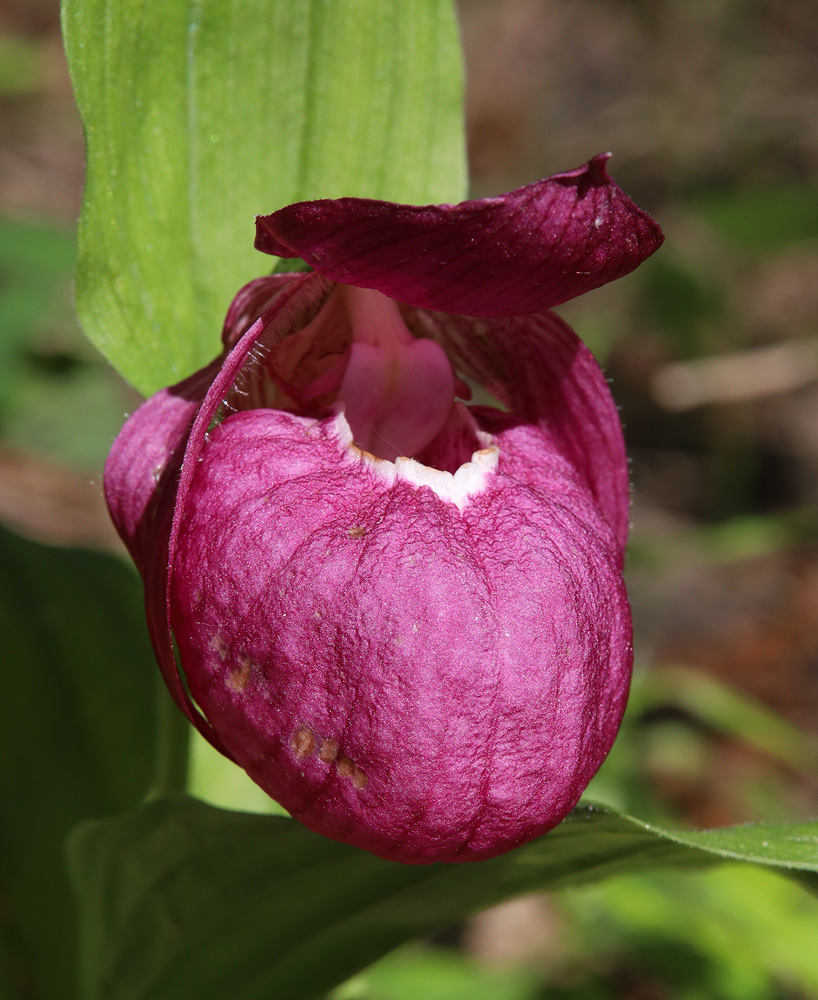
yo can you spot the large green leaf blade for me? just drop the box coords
[61,0,466,396]
[0,527,156,1000]
[69,796,818,1000]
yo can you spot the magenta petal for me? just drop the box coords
[408,307,630,555]
[170,406,631,863]
[104,362,218,572]
[255,154,663,317]
[104,361,234,752]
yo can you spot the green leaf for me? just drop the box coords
[68,796,818,1000]
[331,945,541,1000]
[633,666,818,776]
[0,527,156,999]
[61,0,466,396]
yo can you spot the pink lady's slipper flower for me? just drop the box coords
[106,155,662,864]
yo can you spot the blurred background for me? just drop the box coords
[1,0,818,997]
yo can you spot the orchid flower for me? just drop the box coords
[105,154,663,864]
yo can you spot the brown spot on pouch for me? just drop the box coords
[291,725,316,759]
[209,633,229,661]
[336,755,367,788]
[225,658,252,692]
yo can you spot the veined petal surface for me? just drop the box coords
[255,155,663,318]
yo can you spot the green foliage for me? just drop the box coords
[640,255,723,357]
[632,666,818,775]
[693,186,818,251]
[0,527,156,1000]
[337,863,818,1000]
[562,865,818,1000]
[0,217,129,470]
[69,795,818,1000]
[61,0,466,396]
[332,945,541,1000]
[0,217,76,405]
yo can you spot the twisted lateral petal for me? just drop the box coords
[220,273,302,348]
[104,360,218,572]
[104,360,232,751]
[406,307,630,554]
[255,154,663,318]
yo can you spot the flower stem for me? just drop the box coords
[147,675,190,799]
